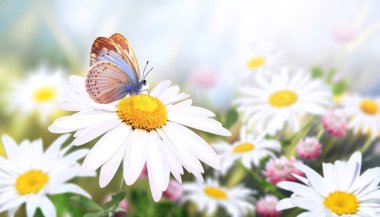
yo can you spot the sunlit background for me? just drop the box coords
[1,0,380,216]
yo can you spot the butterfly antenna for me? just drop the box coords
[144,67,153,79]
[142,61,149,77]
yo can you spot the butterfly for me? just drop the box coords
[86,33,152,104]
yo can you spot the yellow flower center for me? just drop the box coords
[117,94,168,131]
[233,143,255,153]
[247,56,266,69]
[269,90,298,108]
[33,86,57,102]
[15,170,49,195]
[360,99,379,116]
[323,191,359,215]
[203,186,228,200]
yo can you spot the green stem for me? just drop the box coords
[108,177,126,217]
[322,138,336,158]
[360,136,374,153]
[316,124,324,140]
[119,176,126,192]
[237,161,284,198]
[286,116,315,157]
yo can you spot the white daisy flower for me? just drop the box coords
[232,42,287,82]
[235,69,331,135]
[8,66,64,124]
[182,178,255,217]
[48,76,231,201]
[213,126,280,174]
[277,152,380,216]
[243,43,285,72]
[0,134,92,217]
[340,94,380,138]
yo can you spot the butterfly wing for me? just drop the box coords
[86,61,132,104]
[110,33,141,79]
[90,37,122,66]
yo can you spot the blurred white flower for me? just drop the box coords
[182,178,255,217]
[8,66,64,124]
[235,42,287,82]
[0,134,92,217]
[49,76,230,201]
[214,126,280,174]
[277,152,380,216]
[340,94,380,138]
[235,69,331,135]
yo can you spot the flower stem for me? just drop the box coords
[286,116,315,157]
[360,136,374,153]
[237,161,284,198]
[119,176,126,192]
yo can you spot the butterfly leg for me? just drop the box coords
[140,89,150,95]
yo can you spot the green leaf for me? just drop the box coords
[326,69,336,83]
[83,211,108,217]
[103,192,126,210]
[311,67,323,79]
[130,189,150,213]
[173,206,189,217]
[33,208,44,217]
[214,111,223,123]
[281,139,291,147]
[154,201,174,217]
[259,155,271,168]
[224,108,238,129]
[332,80,348,95]
[71,195,103,212]
[50,193,87,217]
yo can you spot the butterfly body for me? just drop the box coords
[86,33,148,104]
[123,79,147,96]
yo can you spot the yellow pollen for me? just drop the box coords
[247,56,266,69]
[360,99,379,115]
[269,90,298,108]
[233,143,255,153]
[203,186,228,200]
[33,86,57,102]
[16,170,49,195]
[117,94,168,130]
[323,191,359,215]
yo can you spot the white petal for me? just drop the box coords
[295,163,328,197]
[38,196,56,217]
[157,127,204,181]
[166,122,220,169]
[2,135,19,160]
[46,134,70,156]
[26,197,38,217]
[150,80,171,97]
[147,132,170,201]
[159,85,179,103]
[123,129,149,185]
[168,114,230,136]
[50,184,91,198]
[72,120,121,146]
[84,124,131,170]
[167,105,215,117]
[276,198,295,210]
[99,144,127,188]
[50,112,119,132]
